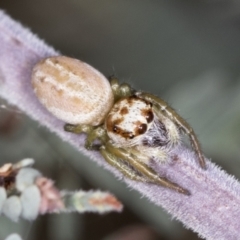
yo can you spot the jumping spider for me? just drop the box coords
[32,56,206,196]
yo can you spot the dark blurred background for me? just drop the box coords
[1,1,240,239]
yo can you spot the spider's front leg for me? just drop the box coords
[64,124,107,150]
[100,143,190,195]
[137,92,206,170]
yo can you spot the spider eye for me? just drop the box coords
[137,123,147,135]
[129,134,135,139]
[113,125,119,133]
[146,111,154,123]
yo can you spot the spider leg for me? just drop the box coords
[64,124,107,150]
[137,92,206,169]
[109,76,133,101]
[100,147,150,183]
[64,123,93,134]
[101,143,190,195]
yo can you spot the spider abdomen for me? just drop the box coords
[32,56,114,126]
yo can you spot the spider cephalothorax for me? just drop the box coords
[106,96,155,147]
[32,56,206,195]
[105,95,181,163]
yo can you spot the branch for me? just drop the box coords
[0,9,240,239]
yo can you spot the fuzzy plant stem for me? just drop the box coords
[0,10,240,240]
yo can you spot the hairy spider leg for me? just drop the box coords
[109,76,133,101]
[101,143,190,195]
[64,124,107,150]
[100,147,150,183]
[136,92,206,169]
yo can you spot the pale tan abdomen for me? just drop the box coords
[32,56,114,126]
